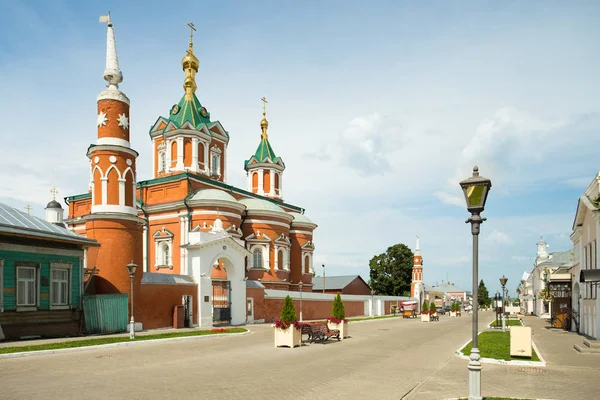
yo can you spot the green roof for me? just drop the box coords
[244,137,282,167]
[168,93,211,129]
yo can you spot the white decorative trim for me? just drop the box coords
[97,137,130,147]
[243,219,290,229]
[189,207,245,216]
[248,244,268,270]
[290,229,313,236]
[91,204,138,215]
[87,144,139,159]
[210,145,222,154]
[245,232,272,242]
[148,212,184,222]
[97,88,130,105]
[15,263,39,312]
[0,243,84,257]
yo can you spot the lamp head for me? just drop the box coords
[459,165,492,214]
[499,275,508,287]
[126,260,138,277]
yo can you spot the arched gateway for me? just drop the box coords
[183,219,250,327]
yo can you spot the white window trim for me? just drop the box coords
[16,263,39,312]
[248,244,268,270]
[0,259,3,312]
[301,251,314,275]
[274,245,290,272]
[50,262,72,310]
[155,239,174,270]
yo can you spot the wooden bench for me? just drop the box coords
[301,323,341,343]
[301,323,314,342]
[430,314,440,322]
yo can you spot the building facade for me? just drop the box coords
[570,173,600,339]
[64,17,318,330]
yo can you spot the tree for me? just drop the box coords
[478,279,490,308]
[369,243,414,296]
[422,300,429,313]
[430,301,436,313]
[331,293,346,320]
[279,295,297,323]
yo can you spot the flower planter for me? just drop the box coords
[327,320,349,340]
[450,311,457,317]
[420,313,430,322]
[273,324,301,348]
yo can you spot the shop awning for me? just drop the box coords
[580,269,600,283]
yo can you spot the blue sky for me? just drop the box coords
[1,1,599,296]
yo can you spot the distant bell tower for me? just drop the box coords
[45,186,65,227]
[411,235,424,310]
[244,97,286,200]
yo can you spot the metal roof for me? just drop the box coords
[141,272,196,285]
[0,202,98,246]
[312,275,366,291]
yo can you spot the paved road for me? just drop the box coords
[0,313,489,400]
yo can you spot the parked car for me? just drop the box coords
[436,307,446,315]
[444,305,452,313]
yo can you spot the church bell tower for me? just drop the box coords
[411,235,424,310]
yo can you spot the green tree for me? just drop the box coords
[332,293,346,320]
[369,243,414,296]
[478,279,490,308]
[279,295,297,323]
[422,300,429,312]
[430,301,436,313]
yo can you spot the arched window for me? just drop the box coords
[277,250,284,270]
[253,248,263,269]
[163,244,170,266]
[304,255,310,274]
[211,154,219,175]
[158,151,166,173]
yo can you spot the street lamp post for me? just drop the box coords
[460,165,492,400]
[500,275,508,331]
[322,264,325,294]
[371,290,375,318]
[126,261,138,340]
[299,281,304,322]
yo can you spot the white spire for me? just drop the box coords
[415,235,421,256]
[100,12,123,90]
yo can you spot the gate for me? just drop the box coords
[212,280,231,325]
[82,294,128,334]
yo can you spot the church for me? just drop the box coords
[63,17,318,330]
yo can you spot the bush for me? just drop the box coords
[280,295,297,323]
[422,300,429,312]
[430,301,436,312]
[332,293,346,320]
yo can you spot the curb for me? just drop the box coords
[0,330,250,360]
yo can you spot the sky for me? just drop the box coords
[1,0,599,296]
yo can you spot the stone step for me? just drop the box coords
[574,344,600,354]
[583,339,600,349]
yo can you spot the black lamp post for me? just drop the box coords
[126,261,138,340]
[459,165,492,400]
[500,275,508,318]
[299,281,304,322]
[494,292,500,327]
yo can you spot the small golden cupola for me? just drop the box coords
[244,97,286,200]
[182,22,199,100]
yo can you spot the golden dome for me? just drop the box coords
[182,47,199,72]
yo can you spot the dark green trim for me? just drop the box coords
[64,193,91,203]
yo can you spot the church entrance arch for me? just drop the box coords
[185,235,250,327]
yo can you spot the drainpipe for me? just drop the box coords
[183,173,194,231]
[138,182,150,272]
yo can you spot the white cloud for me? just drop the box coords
[485,230,513,245]
[434,191,464,207]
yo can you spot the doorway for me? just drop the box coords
[246,297,254,323]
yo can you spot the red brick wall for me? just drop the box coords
[248,289,365,322]
[138,284,198,329]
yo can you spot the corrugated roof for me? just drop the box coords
[0,202,98,246]
[141,272,195,285]
[312,275,363,291]
[428,282,468,293]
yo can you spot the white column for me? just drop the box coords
[279,173,283,198]
[142,225,148,272]
[155,241,160,269]
[257,168,264,195]
[176,137,184,169]
[247,170,253,192]
[223,144,227,182]
[88,159,93,190]
[269,169,275,196]
[152,139,156,176]
[118,178,126,206]
[183,217,189,275]
[101,178,108,205]
[265,242,271,271]
[191,138,199,172]
[180,216,185,271]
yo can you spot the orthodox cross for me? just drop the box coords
[50,186,58,200]
[24,205,32,215]
[188,22,196,45]
[261,96,268,116]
